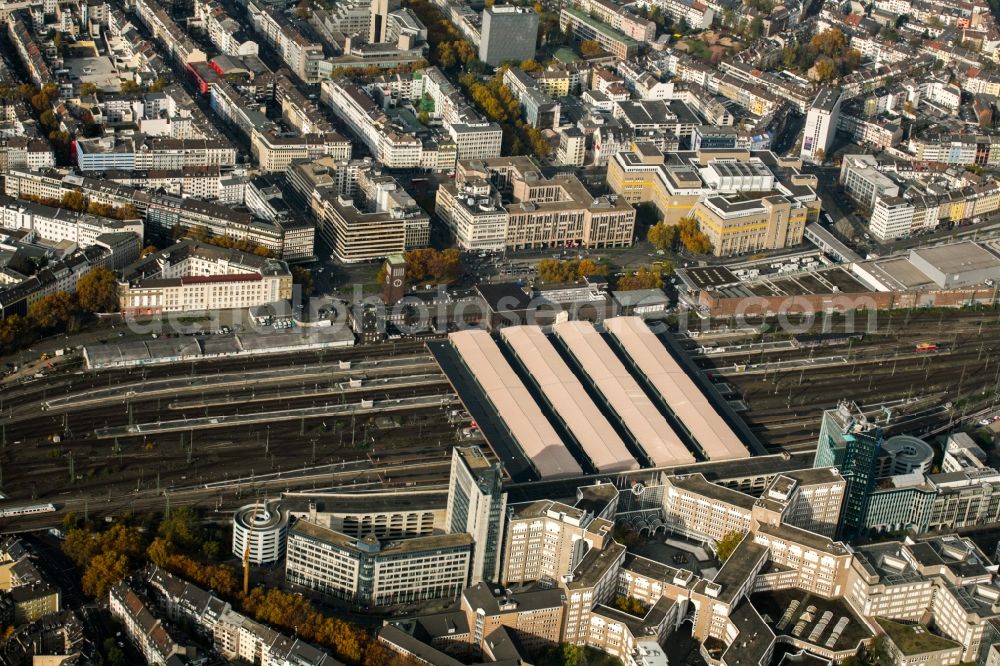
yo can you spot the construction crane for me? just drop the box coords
[242,539,251,597]
[243,498,261,597]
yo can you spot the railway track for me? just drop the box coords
[37,355,437,412]
[1,308,998,515]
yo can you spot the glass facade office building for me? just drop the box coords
[814,402,883,538]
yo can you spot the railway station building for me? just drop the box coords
[117,240,293,316]
[430,318,754,486]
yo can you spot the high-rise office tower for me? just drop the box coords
[800,87,841,162]
[814,400,883,538]
[479,5,539,66]
[446,446,507,584]
[369,0,399,43]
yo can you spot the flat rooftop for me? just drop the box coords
[756,522,850,556]
[710,265,873,299]
[911,241,1000,275]
[669,472,756,510]
[751,589,874,654]
[907,536,992,580]
[281,489,447,514]
[712,538,768,604]
[876,618,961,656]
[463,582,565,615]
[680,265,741,290]
[504,450,816,506]
[811,87,841,112]
[804,223,862,263]
[622,552,692,586]
[723,601,775,666]
[509,498,585,521]
[561,7,640,46]
[858,257,935,290]
[290,519,472,555]
[565,540,626,590]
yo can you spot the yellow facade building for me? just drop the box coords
[608,145,820,256]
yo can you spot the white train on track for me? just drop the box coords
[0,503,56,518]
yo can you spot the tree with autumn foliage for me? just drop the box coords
[203,234,273,257]
[403,248,463,285]
[524,126,551,159]
[613,595,648,617]
[647,221,680,251]
[0,315,30,355]
[291,266,315,296]
[27,291,79,331]
[82,552,130,598]
[61,190,87,212]
[716,530,746,562]
[811,57,838,81]
[811,27,846,56]
[76,267,119,313]
[537,258,608,283]
[86,201,138,220]
[63,523,146,598]
[781,28,860,80]
[157,506,203,548]
[616,266,666,291]
[579,40,604,57]
[156,549,240,598]
[520,58,543,73]
[242,586,405,665]
[677,217,713,254]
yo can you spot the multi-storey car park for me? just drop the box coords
[551,320,696,468]
[604,316,751,462]
[499,325,639,474]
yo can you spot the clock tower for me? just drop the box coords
[382,254,406,306]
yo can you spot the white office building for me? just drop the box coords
[448,123,503,161]
[801,87,842,162]
[870,196,915,241]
